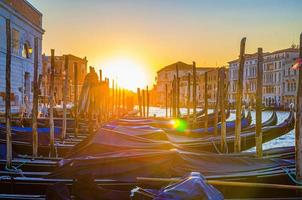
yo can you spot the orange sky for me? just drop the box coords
[28,0,302,91]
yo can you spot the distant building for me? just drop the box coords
[0,0,43,111]
[263,48,299,108]
[200,68,228,108]
[41,54,88,104]
[227,47,299,109]
[155,61,212,106]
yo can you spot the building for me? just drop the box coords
[228,47,299,109]
[0,0,43,111]
[41,54,88,104]
[228,53,260,106]
[263,48,299,108]
[155,61,212,106]
[199,68,228,108]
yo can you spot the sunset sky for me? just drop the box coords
[28,0,302,91]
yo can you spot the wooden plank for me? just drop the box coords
[256,48,263,158]
[234,37,246,153]
[5,19,12,168]
[220,68,227,153]
[32,37,39,157]
[296,33,302,181]
[49,50,55,156]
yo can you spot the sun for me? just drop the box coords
[101,57,149,91]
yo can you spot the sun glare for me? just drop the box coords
[101,57,149,91]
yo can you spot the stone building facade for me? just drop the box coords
[155,61,212,106]
[227,47,299,109]
[0,0,43,112]
[41,54,88,104]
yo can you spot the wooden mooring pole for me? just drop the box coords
[234,37,246,153]
[204,72,208,134]
[220,68,227,153]
[49,50,56,156]
[32,37,39,157]
[62,55,69,140]
[295,33,302,181]
[5,19,12,168]
[256,48,263,158]
[176,64,180,117]
[213,68,220,136]
[192,62,197,122]
[137,88,142,117]
[187,73,191,117]
[74,63,79,138]
[172,76,176,117]
[142,89,146,117]
[146,86,149,118]
[165,84,168,118]
[112,80,115,117]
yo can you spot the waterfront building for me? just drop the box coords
[199,67,228,108]
[227,47,299,109]
[41,54,88,104]
[0,0,43,112]
[155,61,212,106]
[263,48,299,108]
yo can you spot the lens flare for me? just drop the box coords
[171,119,188,132]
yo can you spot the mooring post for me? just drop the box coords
[118,87,121,117]
[213,68,220,136]
[122,88,125,112]
[112,80,115,118]
[146,86,149,118]
[204,72,208,134]
[220,68,227,153]
[62,55,68,140]
[32,37,39,157]
[187,73,191,117]
[165,84,168,118]
[295,33,302,181]
[192,62,197,122]
[115,82,118,117]
[176,64,180,117]
[234,37,246,153]
[5,19,12,168]
[256,48,263,158]
[172,76,176,117]
[142,89,146,117]
[137,88,142,117]
[74,62,78,138]
[170,90,172,118]
[49,50,56,156]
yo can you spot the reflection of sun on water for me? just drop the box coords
[101,57,149,91]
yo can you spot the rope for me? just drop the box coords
[281,167,302,185]
[4,165,24,177]
[211,140,221,154]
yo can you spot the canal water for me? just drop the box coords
[147,107,294,151]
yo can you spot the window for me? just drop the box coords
[22,41,32,58]
[12,29,20,54]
